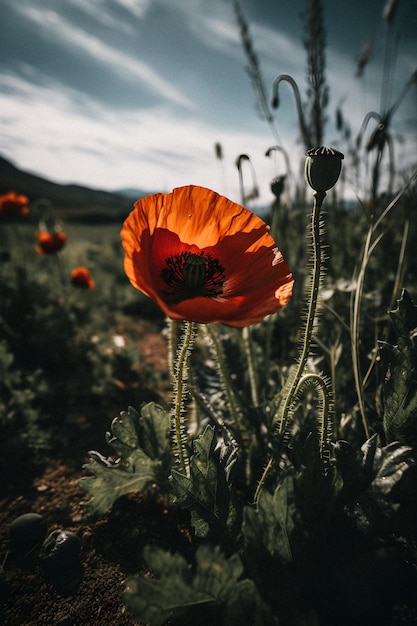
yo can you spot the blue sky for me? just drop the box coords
[0,0,416,207]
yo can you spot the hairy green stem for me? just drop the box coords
[255,190,326,503]
[203,325,244,435]
[171,321,195,476]
[254,372,331,503]
[300,373,332,451]
[274,189,326,434]
[242,326,259,406]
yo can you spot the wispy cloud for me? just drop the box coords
[112,0,151,19]
[1,0,415,207]
[9,3,194,109]
[0,70,279,204]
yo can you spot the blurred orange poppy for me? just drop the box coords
[121,185,293,327]
[36,231,67,254]
[0,191,30,217]
[70,266,95,289]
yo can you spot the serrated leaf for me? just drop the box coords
[371,441,415,513]
[343,436,416,530]
[171,425,238,538]
[124,544,265,626]
[380,290,417,445]
[80,402,171,516]
[243,476,296,563]
[139,402,171,459]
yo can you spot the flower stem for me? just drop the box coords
[171,320,195,476]
[255,189,326,503]
[242,326,259,406]
[168,319,181,379]
[299,373,332,452]
[274,189,326,434]
[204,325,244,433]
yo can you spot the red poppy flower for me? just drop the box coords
[36,231,67,254]
[70,266,95,289]
[121,185,293,327]
[0,191,30,217]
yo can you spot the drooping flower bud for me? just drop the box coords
[305,147,344,192]
[270,175,286,199]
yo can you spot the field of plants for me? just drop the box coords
[1,1,417,625]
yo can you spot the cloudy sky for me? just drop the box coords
[0,0,416,207]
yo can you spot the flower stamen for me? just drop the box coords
[161,251,225,304]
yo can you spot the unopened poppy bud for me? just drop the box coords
[71,266,95,289]
[270,175,286,199]
[305,147,344,192]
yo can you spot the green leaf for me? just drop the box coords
[124,544,269,626]
[338,436,416,531]
[370,440,415,516]
[380,290,417,445]
[171,425,238,539]
[79,403,171,516]
[243,475,296,564]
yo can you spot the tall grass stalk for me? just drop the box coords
[235,153,260,408]
[350,168,417,438]
[232,0,281,145]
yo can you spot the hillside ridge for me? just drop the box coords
[0,156,147,221]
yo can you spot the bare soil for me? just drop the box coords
[0,321,192,626]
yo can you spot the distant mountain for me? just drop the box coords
[115,187,153,199]
[0,155,150,222]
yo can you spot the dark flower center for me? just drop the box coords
[161,251,225,304]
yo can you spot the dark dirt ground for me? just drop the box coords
[0,321,193,626]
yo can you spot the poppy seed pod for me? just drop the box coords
[305,147,344,192]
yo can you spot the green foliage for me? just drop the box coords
[243,475,296,563]
[80,404,171,516]
[124,544,272,626]
[171,425,239,540]
[334,434,416,528]
[3,5,417,620]
[0,338,51,492]
[380,289,417,446]
[0,223,164,492]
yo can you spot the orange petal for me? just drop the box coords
[120,185,294,326]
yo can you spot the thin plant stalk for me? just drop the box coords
[203,325,244,435]
[350,170,417,438]
[233,0,282,145]
[235,154,261,408]
[242,325,259,406]
[350,217,373,440]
